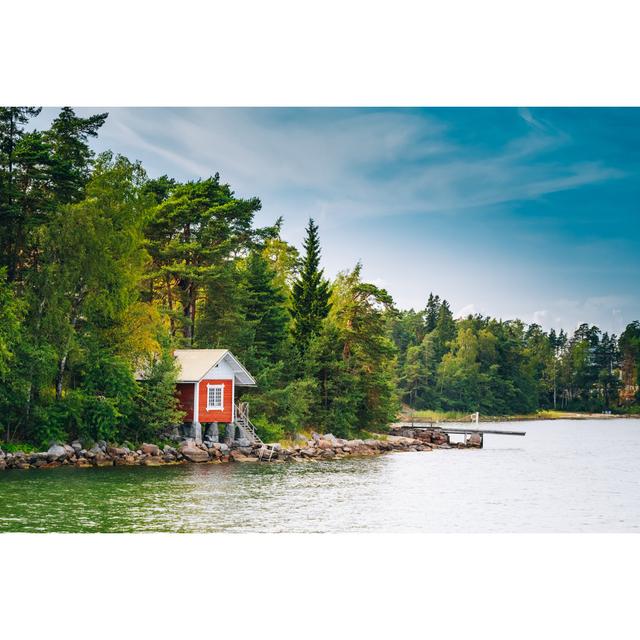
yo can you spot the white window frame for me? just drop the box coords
[206,384,224,411]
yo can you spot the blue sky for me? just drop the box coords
[37,107,640,334]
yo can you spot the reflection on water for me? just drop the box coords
[1,419,639,532]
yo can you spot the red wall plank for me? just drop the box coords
[198,379,233,423]
[176,383,194,421]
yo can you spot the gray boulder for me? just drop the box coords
[179,445,210,463]
[467,433,482,447]
[107,445,128,457]
[141,443,160,456]
[47,444,67,461]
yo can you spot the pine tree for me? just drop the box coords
[290,218,331,356]
[424,293,441,333]
[44,107,108,203]
[145,175,262,343]
[0,107,42,280]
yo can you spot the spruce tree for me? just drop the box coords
[290,218,331,356]
[129,349,185,443]
[424,292,441,333]
[244,250,289,366]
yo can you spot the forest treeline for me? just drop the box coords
[0,108,639,448]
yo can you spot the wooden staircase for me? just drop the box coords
[234,402,277,462]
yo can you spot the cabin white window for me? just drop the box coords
[206,384,224,411]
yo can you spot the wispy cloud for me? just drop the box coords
[86,107,624,227]
[455,303,478,318]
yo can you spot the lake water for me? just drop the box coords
[1,419,639,533]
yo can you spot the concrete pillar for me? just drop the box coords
[225,422,235,446]
[205,422,219,443]
[193,421,202,445]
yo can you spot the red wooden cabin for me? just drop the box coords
[172,349,256,442]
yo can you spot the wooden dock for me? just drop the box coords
[390,421,525,448]
[392,422,526,436]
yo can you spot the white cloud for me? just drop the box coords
[455,303,477,318]
[532,309,549,324]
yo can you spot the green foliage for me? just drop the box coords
[0,441,39,454]
[245,363,316,438]
[618,321,640,405]
[251,416,285,444]
[303,264,399,437]
[242,250,290,369]
[145,175,263,344]
[0,268,21,379]
[392,305,636,415]
[128,349,185,442]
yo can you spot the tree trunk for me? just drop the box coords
[323,369,328,410]
[177,278,191,340]
[55,352,69,401]
[165,272,175,335]
[24,297,47,424]
[190,291,196,346]
[55,288,84,401]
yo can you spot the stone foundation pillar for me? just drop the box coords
[193,421,202,445]
[204,423,219,444]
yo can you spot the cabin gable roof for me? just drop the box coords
[173,349,256,386]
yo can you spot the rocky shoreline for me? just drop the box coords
[0,428,477,471]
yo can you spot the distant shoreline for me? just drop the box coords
[402,410,640,424]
